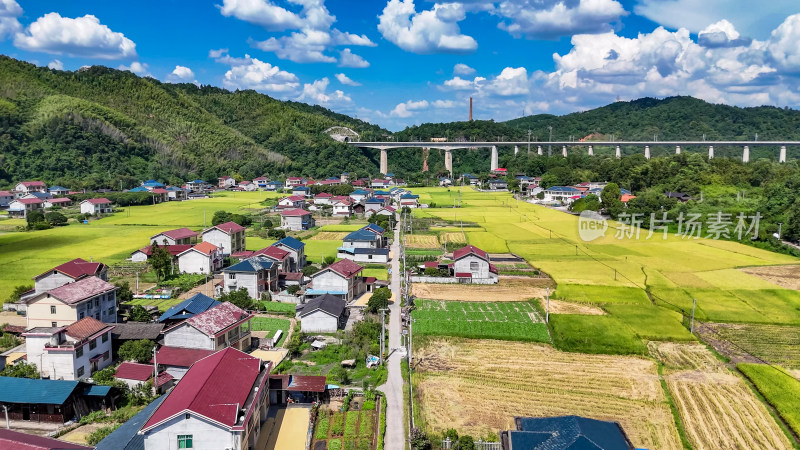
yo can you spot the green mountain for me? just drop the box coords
[0,55,387,190]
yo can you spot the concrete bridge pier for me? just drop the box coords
[562,145,568,157]
[514,145,519,156]
[445,149,453,175]
[588,145,593,156]
[676,145,681,155]
[708,146,714,159]
[380,148,388,174]
[537,145,543,156]
[491,146,498,171]
[780,145,787,163]
[743,146,750,163]
[615,145,621,159]
[645,145,650,160]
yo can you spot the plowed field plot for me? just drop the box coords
[309,232,349,240]
[413,338,682,450]
[406,234,440,248]
[412,300,549,342]
[697,322,800,368]
[741,265,800,290]
[649,342,792,450]
[412,277,554,302]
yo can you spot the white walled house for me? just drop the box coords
[277,195,306,209]
[151,228,198,246]
[26,276,118,328]
[313,192,333,205]
[280,208,315,231]
[337,247,390,264]
[308,259,364,302]
[543,186,581,203]
[7,198,43,218]
[22,258,108,303]
[272,237,306,271]
[14,181,47,194]
[163,302,253,352]
[202,221,246,255]
[222,256,279,298]
[452,245,498,283]
[296,294,346,333]
[23,317,114,381]
[177,242,223,275]
[80,198,113,215]
[218,176,236,188]
[331,200,352,216]
[141,348,271,450]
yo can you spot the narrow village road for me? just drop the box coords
[378,221,405,449]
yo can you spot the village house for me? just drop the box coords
[365,198,385,213]
[142,180,165,191]
[488,179,509,190]
[453,245,498,283]
[26,276,118,328]
[253,177,269,189]
[24,259,108,302]
[371,179,391,189]
[163,302,253,352]
[295,294,347,333]
[151,228,198,246]
[0,190,14,208]
[461,174,480,186]
[0,429,93,449]
[399,193,420,208]
[222,256,279,298]
[186,179,207,192]
[130,244,192,263]
[24,317,115,381]
[158,293,220,325]
[252,245,292,272]
[349,189,371,203]
[543,186,581,203]
[21,191,53,201]
[372,205,396,217]
[272,236,306,271]
[500,415,635,450]
[238,180,257,191]
[114,362,174,393]
[43,198,72,208]
[14,181,47,195]
[351,179,365,187]
[313,192,333,205]
[150,188,169,203]
[308,259,365,302]
[337,247,390,264]
[277,195,306,209]
[265,180,283,191]
[140,348,271,450]
[331,199,353,216]
[166,186,188,201]
[177,241,223,275]
[80,198,113,215]
[218,176,236,188]
[342,225,385,249]
[7,197,43,218]
[284,176,306,189]
[292,186,311,197]
[0,377,114,424]
[340,172,350,183]
[280,208,315,231]
[104,322,164,356]
[152,346,217,381]
[202,221,246,255]
[46,186,69,196]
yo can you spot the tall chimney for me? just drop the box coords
[469,97,473,121]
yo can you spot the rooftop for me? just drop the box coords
[46,276,117,305]
[154,228,198,241]
[319,259,363,279]
[35,258,105,281]
[506,415,634,450]
[116,362,154,382]
[0,428,92,450]
[83,198,112,204]
[206,221,245,234]
[297,293,346,319]
[106,322,164,340]
[254,245,290,261]
[280,208,311,217]
[274,236,305,250]
[65,317,112,341]
[453,245,489,261]
[136,244,193,257]
[344,229,380,242]
[185,302,251,337]
[152,346,217,368]
[268,374,326,393]
[95,395,167,450]
[225,256,275,273]
[0,377,80,405]
[158,293,220,323]
[184,241,219,256]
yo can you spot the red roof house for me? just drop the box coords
[0,429,92,450]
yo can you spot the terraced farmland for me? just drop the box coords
[412,300,549,342]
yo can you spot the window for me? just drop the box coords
[76,347,83,358]
[76,366,84,377]
[217,336,225,346]
[51,322,57,327]
[79,312,85,320]
[228,273,236,279]
[89,339,96,350]
[103,351,109,360]
[107,307,114,317]
[102,332,108,343]
[470,261,479,271]
[177,435,193,449]
[50,305,56,314]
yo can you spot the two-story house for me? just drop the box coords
[276,195,306,209]
[280,208,315,231]
[308,259,365,302]
[141,348,271,450]
[22,258,108,303]
[14,181,47,195]
[251,246,292,272]
[26,276,118,328]
[284,177,306,189]
[23,317,114,380]
[452,245,498,282]
[186,179,207,192]
[349,189,371,203]
[218,176,236,188]
[272,237,306,271]
[313,192,333,205]
[150,228,198,246]
[0,190,14,208]
[7,198,43,218]
[331,199,352,216]
[80,198,113,215]
[162,302,253,352]
[177,242,223,275]
[223,256,279,298]
[202,221,246,255]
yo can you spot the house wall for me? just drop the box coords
[343,240,376,249]
[311,271,348,295]
[300,311,339,333]
[275,244,305,271]
[27,332,113,380]
[225,272,259,298]
[281,215,303,231]
[203,229,233,255]
[164,366,189,380]
[34,272,76,294]
[349,253,389,264]
[163,324,214,350]
[179,251,211,275]
[118,377,146,389]
[131,251,149,263]
[144,413,239,450]
[453,254,490,279]
[151,236,179,246]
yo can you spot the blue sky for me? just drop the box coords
[1,0,799,131]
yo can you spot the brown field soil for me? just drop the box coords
[648,341,726,372]
[412,277,554,302]
[741,265,800,290]
[540,299,605,315]
[413,338,681,450]
[309,232,349,241]
[406,234,440,248]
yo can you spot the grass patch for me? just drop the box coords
[412,300,549,342]
[250,317,290,346]
[738,363,800,436]
[549,314,647,355]
[555,284,650,305]
[257,302,297,315]
[604,305,696,341]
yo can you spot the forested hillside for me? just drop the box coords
[0,56,386,189]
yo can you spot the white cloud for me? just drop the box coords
[222,56,300,93]
[496,0,628,39]
[485,67,529,96]
[217,0,303,31]
[441,75,485,91]
[210,49,253,66]
[297,77,352,106]
[453,63,475,75]
[209,48,229,58]
[118,61,151,77]
[432,99,458,108]
[47,59,63,70]
[768,14,800,73]
[168,65,197,84]
[332,29,376,47]
[390,99,429,117]
[251,30,338,63]
[335,73,361,86]
[338,48,369,68]
[0,0,22,41]
[378,0,477,54]
[14,13,137,59]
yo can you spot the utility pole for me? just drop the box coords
[548,125,553,156]
[545,288,550,323]
[379,308,388,364]
[527,129,532,154]
[152,345,158,396]
[690,298,697,333]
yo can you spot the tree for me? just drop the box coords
[44,211,67,226]
[92,366,120,386]
[302,265,319,277]
[423,267,439,276]
[219,288,254,310]
[26,210,45,228]
[569,193,601,213]
[410,428,432,450]
[118,339,155,363]
[7,284,32,303]
[453,435,475,450]
[287,285,301,295]
[601,182,624,218]
[268,228,286,239]
[323,256,335,266]
[129,305,152,322]
[0,361,39,378]
[115,281,133,303]
[328,366,350,385]
[148,243,172,281]
[366,287,391,313]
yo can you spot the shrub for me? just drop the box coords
[268,228,286,239]
[287,285,301,295]
[79,410,107,425]
[45,211,68,226]
[118,339,155,363]
[87,425,119,445]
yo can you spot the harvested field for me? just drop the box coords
[648,341,724,372]
[697,322,800,369]
[741,265,800,290]
[414,338,681,450]
[406,234,440,248]
[539,299,605,315]
[441,232,467,245]
[412,277,554,302]
[309,232,349,241]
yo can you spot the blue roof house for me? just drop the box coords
[158,293,220,323]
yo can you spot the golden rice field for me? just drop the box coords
[405,234,440,249]
[308,231,349,241]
